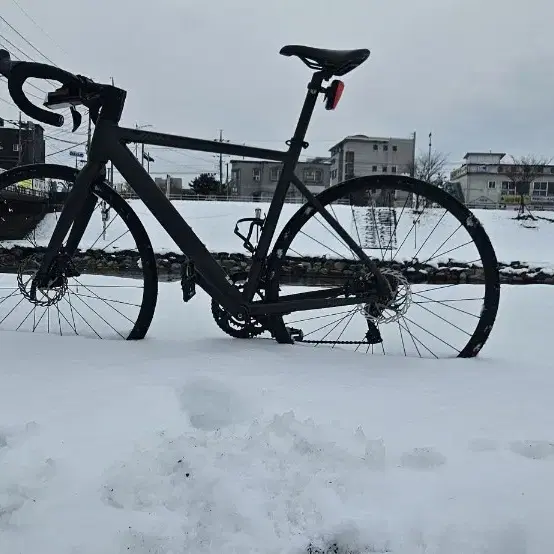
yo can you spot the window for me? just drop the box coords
[344,164,354,179]
[345,151,355,163]
[13,144,20,152]
[252,168,261,182]
[391,166,397,173]
[392,145,397,152]
[488,181,496,189]
[372,165,377,172]
[497,166,503,173]
[304,168,323,182]
[550,167,554,174]
[373,144,378,151]
[533,182,548,196]
[331,169,337,180]
[231,169,241,185]
[270,167,281,181]
[382,165,387,173]
[501,181,515,194]
[383,144,388,152]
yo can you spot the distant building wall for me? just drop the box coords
[229,160,331,201]
[0,122,45,170]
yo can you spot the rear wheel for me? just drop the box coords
[0,164,158,339]
[265,175,500,358]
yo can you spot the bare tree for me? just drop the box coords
[408,150,449,184]
[502,155,551,219]
[406,149,449,212]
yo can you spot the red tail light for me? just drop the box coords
[325,80,345,110]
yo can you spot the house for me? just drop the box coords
[0,121,45,170]
[229,158,331,201]
[450,152,554,207]
[328,134,416,186]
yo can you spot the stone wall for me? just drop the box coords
[1,246,553,285]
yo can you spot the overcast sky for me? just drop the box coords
[2,0,554,178]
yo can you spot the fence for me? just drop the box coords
[3,184,49,199]
[117,192,319,204]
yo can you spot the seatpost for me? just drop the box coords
[286,71,326,160]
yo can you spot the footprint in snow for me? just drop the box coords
[179,378,253,431]
[399,447,447,470]
[509,440,554,460]
[468,438,499,453]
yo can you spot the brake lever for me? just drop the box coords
[69,106,82,132]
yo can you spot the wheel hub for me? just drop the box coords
[359,269,412,324]
[17,253,75,307]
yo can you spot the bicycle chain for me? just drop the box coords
[255,336,368,346]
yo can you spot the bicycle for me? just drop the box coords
[0,45,500,358]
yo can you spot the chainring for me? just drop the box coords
[210,272,267,339]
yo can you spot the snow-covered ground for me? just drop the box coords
[7,200,554,267]
[1,280,554,553]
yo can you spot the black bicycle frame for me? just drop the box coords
[38,71,388,318]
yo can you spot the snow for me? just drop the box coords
[8,200,554,267]
[1,280,554,553]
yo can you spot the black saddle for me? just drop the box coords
[280,45,370,77]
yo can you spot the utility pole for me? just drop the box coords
[226,162,229,199]
[428,131,432,180]
[410,131,416,178]
[17,111,22,166]
[214,129,230,186]
[86,112,92,155]
[218,129,223,184]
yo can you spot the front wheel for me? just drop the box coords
[265,175,500,358]
[0,164,158,340]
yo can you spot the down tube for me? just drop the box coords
[107,138,246,314]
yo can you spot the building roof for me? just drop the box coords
[463,152,506,160]
[229,159,329,165]
[329,134,414,152]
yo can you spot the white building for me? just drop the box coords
[450,152,554,207]
[328,134,416,186]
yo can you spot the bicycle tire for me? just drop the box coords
[0,163,158,340]
[264,174,500,358]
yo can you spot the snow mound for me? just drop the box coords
[96,405,553,554]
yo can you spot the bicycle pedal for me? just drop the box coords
[180,257,196,303]
[287,327,304,342]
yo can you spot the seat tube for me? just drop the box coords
[242,71,326,302]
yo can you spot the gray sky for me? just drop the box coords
[2,0,554,179]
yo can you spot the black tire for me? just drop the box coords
[265,175,500,358]
[0,164,158,340]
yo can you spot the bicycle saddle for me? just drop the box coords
[280,45,370,77]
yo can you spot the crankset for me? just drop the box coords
[210,272,267,339]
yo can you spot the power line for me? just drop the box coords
[44,134,83,145]
[46,140,86,157]
[9,0,70,58]
[0,15,58,66]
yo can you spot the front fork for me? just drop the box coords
[34,161,105,287]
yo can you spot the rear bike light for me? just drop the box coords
[324,79,345,110]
